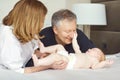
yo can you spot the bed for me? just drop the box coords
[0,53,120,80]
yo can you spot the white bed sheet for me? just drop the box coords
[0,53,120,80]
[26,53,120,80]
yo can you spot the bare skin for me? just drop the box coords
[32,33,113,69]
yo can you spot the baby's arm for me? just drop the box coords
[91,60,114,69]
[72,33,82,54]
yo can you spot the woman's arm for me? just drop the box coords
[24,65,52,73]
[25,54,68,73]
[24,60,68,73]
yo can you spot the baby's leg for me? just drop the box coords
[72,33,82,54]
[38,40,66,54]
[38,40,46,53]
[32,54,61,66]
[32,54,39,66]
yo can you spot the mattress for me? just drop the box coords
[0,53,120,80]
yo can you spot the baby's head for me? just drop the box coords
[86,48,105,62]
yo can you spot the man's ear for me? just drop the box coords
[53,26,58,34]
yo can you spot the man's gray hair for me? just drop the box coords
[51,9,77,27]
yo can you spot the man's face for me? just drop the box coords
[53,19,77,45]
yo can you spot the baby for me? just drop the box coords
[32,33,113,69]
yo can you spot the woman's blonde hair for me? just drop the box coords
[3,0,47,43]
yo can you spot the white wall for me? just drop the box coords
[66,0,91,10]
[0,0,66,27]
[66,0,91,31]
[40,0,66,28]
[0,0,90,28]
[0,0,18,23]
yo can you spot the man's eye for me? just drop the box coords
[64,31,69,33]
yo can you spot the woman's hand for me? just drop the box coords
[51,60,68,70]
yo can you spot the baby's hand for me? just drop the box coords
[103,59,114,68]
[105,59,114,65]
